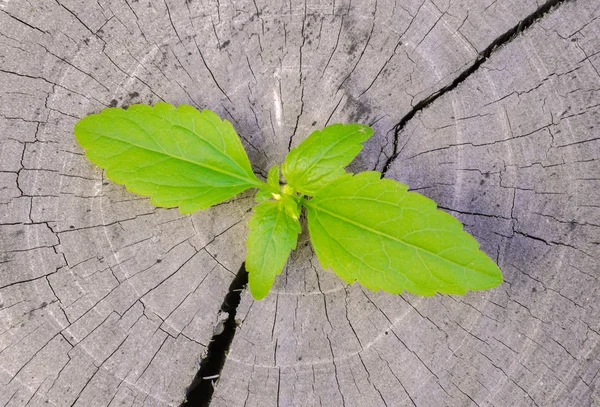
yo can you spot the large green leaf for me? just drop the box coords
[305,172,503,295]
[74,103,263,213]
[246,200,301,300]
[282,124,373,196]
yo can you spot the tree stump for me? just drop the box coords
[1,0,599,406]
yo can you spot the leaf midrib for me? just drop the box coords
[256,205,282,277]
[304,200,473,270]
[91,129,261,188]
[120,113,257,183]
[285,127,366,189]
[131,107,252,177]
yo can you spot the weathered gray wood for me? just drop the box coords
[212,2,600,407]
[0,0,598,406]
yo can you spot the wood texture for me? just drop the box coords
[1,0,599,406]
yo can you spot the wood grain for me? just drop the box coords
[0,0,598,406]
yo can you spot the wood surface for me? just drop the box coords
[0,0,599,406]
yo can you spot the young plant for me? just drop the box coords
[74,103,502,299]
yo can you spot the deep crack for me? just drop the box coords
[380,0,570,177]
[181,263,248,407]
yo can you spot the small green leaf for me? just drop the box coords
[305,172,503,295]
[282,124,373,196]
[280,193,301,220]
[267,165,280,188]
[256,165,280,202]
[74,103,263,213]
[246,200,301,299]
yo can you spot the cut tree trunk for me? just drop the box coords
[1,0,599,406]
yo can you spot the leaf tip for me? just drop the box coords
[249,285,268,300]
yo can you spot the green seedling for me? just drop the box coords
[74,102,502,299]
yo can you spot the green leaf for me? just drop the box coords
[305,172,503,295]
[74,103,263,214]
[246,201,301,299]
[256,165,280,202]
[282,124,373,196]
[266,165,280,189]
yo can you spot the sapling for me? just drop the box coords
[74,102,502,299]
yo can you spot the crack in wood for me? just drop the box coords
[380,0,570,177]
[181,263,248,407]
